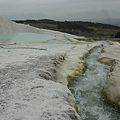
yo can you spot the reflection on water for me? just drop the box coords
[70,46,120,120]
[0,33,55,44]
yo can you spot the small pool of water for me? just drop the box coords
[0,33,55,44]
[69,44,120,120]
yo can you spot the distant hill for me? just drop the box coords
[14,19,120,39]
[94,18,120,27]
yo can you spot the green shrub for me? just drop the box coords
[115,31,120,38]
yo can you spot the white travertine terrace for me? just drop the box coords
[0,16,113,120]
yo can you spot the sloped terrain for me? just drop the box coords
[0,16,101,120]
[99,42,120,110]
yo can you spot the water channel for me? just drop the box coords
[69,43,120,120]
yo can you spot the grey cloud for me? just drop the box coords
[0,0,120,21]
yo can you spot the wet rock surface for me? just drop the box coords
[0,16,105,120]
[99,42,120,111]
[70,44,120,120]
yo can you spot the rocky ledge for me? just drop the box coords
[99,41,120,110]
[0,16,103,120]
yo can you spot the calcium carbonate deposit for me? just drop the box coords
[0,16,120,120]
[70,45,120,120]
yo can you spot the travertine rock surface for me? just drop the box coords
[99,41,120,110]
[0,16,101,120]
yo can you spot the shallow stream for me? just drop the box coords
[70,43,120,120]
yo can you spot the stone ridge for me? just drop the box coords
[0,16,102,120]
[99,41,120,110]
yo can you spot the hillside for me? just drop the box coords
[14,19,120,39]
[0,16,41,33]
[0,16,90,120]
[1,16,120,120]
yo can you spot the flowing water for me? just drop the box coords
[70,44,120,120]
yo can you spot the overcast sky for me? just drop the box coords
[0,0,120,21]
